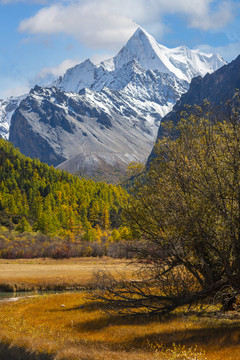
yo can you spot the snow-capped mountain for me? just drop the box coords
[8,27,226,181]
[10,65,187,166]
[0,95,26,139]
[109,27,224,82]
[54,27,225,93]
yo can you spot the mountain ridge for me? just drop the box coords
[148,54,240,164]
[7,27,226,181]
[0,95,26,139]
[54,27,226,95]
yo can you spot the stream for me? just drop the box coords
[0,291,41,301]
[0,290,64,302]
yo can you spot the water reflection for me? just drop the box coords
[0,291,37,300]
[0,290,77,301]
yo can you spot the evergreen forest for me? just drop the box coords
[0,139,130,258]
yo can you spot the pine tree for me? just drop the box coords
[16,217,31,233]
[101,206,110,230]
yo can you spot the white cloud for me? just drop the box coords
[19,1,138,50]
[18,0,236,51]
[38,58,80,78]
[90,52,115,65]
[186,1,234,31]
[0,59,81,98]
[1,82,30,98]
[33,53,116,87]
[1,0,237,99]
[195,41,240,62]
[32,58,81,87]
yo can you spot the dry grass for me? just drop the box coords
[0,258,239,359]
[0,291,240,360]
[0,257,135,291]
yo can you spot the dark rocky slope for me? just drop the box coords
[148,54,240,162]
[157,54,240,139]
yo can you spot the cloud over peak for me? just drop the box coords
[19,1,138,50]
[18,0,236,50]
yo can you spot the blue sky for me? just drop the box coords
[0,0,240,98]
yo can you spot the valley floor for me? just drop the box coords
[0,257,135,292]
[0,258,239,360]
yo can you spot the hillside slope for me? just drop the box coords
[148,54,240,163]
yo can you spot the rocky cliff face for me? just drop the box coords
[0,96,25,139]
[156,54,240,138]
[148,54,240,163]
[8,27,226,181]
[9,79,166,168]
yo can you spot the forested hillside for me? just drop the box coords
[0,139,130,258]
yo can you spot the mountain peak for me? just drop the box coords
[53,58,96,93]
[131,26,154,40]
[81,58,95,67]
[112,26,167,72]
[108,28,226,81]
[52,27,226,94]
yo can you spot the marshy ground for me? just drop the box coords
[0,258,239,360]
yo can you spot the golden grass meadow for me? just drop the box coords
[0,258,239,360]
[0,257,135,291]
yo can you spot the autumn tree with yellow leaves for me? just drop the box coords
[95,94,240,314]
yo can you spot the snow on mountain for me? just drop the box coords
[8,27,226,180]
[148,54,240,165]
[54,59,96,93]
[9,85,156,177]
[54,27,226,95]
[10,65,188,167]
[103,27,226,82]
[0,95,26,139]
[1,27,226,141]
